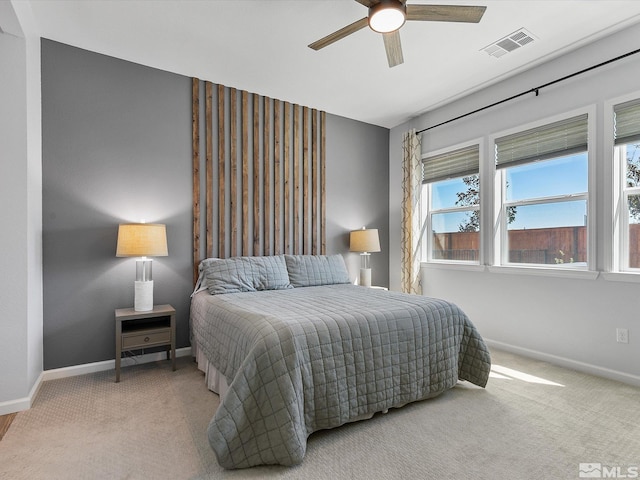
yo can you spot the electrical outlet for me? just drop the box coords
[616,328,629,344]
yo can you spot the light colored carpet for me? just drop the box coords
[1,349,638,479]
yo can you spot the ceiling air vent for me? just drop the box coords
[482,28,536,58]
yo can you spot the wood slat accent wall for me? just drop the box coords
[230,87,238,258]
[284,102,291,254]
[205,82,214,259]
[217,84,225,259]
[192,79,326,277]
[274,101,281,255]
[293,104,300,255]
[321,111,327,255]
[242,91,249,256]
[192,78,201,284]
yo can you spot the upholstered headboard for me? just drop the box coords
[191,79,327,284]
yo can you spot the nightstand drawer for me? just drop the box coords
[122,329,171,349]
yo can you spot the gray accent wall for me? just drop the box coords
[41,39,389,370]
[42,39,193,370]
[326,114,389,287]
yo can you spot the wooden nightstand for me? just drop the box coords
[115,304,176,382]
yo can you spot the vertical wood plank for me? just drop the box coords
[230,88,238,257]
[194,80,327,263]
[217,84,225,258]
[312,109,318,255]
[302,106,309,254]
[274,100,281,255]
[293,104,300,255]
[321,111,326,254]
[242,91,249,256]
[205,82,213,259]
[263,97,271,256]
[253,94,261,256]
[284,102,291,254]
[192,78,200,285]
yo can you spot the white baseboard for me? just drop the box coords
[0,370,44,416]
[0,397,31,417]
[485,338,640,387]
[42,347,192,381]
[0,347,192,416]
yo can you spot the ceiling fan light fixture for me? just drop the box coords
[369,0,406,34]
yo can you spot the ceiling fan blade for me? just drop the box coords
[406,4,486,23]
[354,0,378,6]
[383,31,404,68]
[308,17,369,50]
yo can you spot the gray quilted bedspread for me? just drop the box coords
[190,284,491,469]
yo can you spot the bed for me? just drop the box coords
[190,254,491,469]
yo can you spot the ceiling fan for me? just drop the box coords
[308,0,486,68]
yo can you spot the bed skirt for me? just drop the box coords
[192,342,230,399]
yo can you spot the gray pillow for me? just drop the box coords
[284,254,351,287]
[203,255,292,295]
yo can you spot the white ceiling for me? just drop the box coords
[22,0,640,128]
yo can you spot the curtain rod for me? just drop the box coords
[416,46,640,135]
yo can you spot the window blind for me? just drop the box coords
[614,98,640,145]
[422,144,479,184]
[495,114,588,169]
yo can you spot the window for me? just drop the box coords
[495,114,589,267]
[422,144,480,263]
[614,98,640,270]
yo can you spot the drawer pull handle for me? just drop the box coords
[144,336,150,342]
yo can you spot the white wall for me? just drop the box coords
[21,0,43,410]
[389,22,640,383]
[0,23,30,407]
[0,1,43,413]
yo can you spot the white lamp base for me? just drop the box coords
[134,280,154,311]
[360,268,372,287]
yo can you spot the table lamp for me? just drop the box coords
[116,223,168,311]
[350,227,381,287]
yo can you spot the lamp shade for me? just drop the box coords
[116,223,168,257]
[350,228,381,253]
